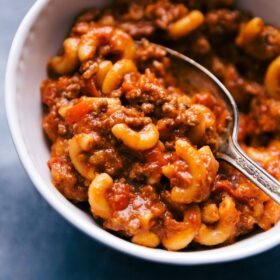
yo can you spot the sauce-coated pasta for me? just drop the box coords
[42,0,280,251]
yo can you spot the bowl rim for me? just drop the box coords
[5,0,280,265]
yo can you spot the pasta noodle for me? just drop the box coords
[88,173,113,219]
[112,123,159,151]
[102,59,137,94]
[195,196,239,246]
[265,56,280,99]
[49,37,80,75]
[168,10,204,38]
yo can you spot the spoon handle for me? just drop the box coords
[217,140,280,205]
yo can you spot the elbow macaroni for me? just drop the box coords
[132,231,160,248]
[163,139,218,204]
[78,27,136,62]
[195,196,239,246]
[162,205,201,251]
[188,104,216,144]
[78,26,112,62]
[68,134,96,180]
[88,173,113,219]
[112,123,159,151]
[168,10,204,39]
[265,56,280,99]
[102,59,137,94]
[96,60,113,88]
[236,17,264,46]
[49,37,80,75]
[201,203,220,224]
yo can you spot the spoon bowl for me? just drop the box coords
[156,43,280,204]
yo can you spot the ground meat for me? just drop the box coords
[107,182,132,211]
[258,200,280,230]
[89,148,125,176]
[119,22,156,38]
[244,97,280,138]
[49,156,88,202]
[43,110,61,142]
[122,70,168,106]
[223,64,264,109]
[206,9,245,37]
[145,0,188,30]
[135,39,166,62]
[244,141,280,181]
[236,20,280,61]
[41,75,86,107]
[104,185,166,236]
[129,143,167,184]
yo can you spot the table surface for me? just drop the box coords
[1,1,280,279]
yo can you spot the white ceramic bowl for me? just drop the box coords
[5,0,280,265]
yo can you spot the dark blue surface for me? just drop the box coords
[1,1,280,279]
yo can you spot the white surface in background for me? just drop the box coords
[237,0,280,26]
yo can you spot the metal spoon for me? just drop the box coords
[155,43,280,204]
